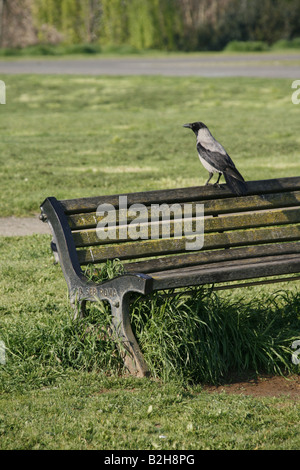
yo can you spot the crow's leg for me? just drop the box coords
[213,172,223,188]
[205,172,214,185]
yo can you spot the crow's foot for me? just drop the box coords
[213,183,225,190]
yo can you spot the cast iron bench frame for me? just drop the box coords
[40,176,300,377]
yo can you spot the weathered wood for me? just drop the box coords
[150,253,300,290]
[72,207,300,247]
[61,177,300,214]
[76,224,300,264]
[211,275,300,291]
[67,191,300,230]
[151,252,300,277]
[123,242,300,274]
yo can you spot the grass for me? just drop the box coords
[131,286,300,384]
[0,38,300,57]
[0,74,300,216]
[1,371,300,450]
[2,241,298,391]
[0,73,299,449]
[0,235,299,449]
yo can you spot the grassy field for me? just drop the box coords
[0,73,300,450]
[0,74,300,216]
[0,232,299,450]
[1,370,299,450]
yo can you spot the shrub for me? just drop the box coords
[225,41,269,52]
[272,37,300,50]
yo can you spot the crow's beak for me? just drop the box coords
[183,123,192,129]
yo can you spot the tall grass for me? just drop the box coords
[1,259,299,393]
[0,308,121,393]
[131,287,300,384]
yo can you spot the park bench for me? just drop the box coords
[40,176,300,377]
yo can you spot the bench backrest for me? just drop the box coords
[44,177,300,278]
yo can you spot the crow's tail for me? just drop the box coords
[224,172,248,196]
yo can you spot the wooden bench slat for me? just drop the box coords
[150,253,300,278]
[61,177,300,214]
[72,207,300,247]
[150,253,300,290]
[67,192,300,230]
[76,224,300,264]
[123,242,300,274]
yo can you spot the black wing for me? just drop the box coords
[197,142,245,182]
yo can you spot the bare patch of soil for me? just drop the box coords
[204,375,300,399]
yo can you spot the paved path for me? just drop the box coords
[0,53,300,78]
[0,216,50,237]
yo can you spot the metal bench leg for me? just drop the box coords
[110,292,150,378]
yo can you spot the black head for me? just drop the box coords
[183,122,207,134]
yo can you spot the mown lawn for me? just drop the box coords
[0,74,299,216]
[1,370,300,450]
[0,73,299,450]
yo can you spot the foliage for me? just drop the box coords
[272,37,300,50]
[212,0,300,49]
[27,0,300,51]
[99,0,182,50]
[32,0,102,44]
[225,40,270,52]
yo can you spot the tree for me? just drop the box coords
[0,0,37,48]
[33,0,102,44]
[126,0,156,49]
[2,0,300,51]
[100,0,127,46]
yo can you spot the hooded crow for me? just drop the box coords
[183,121,247,196]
